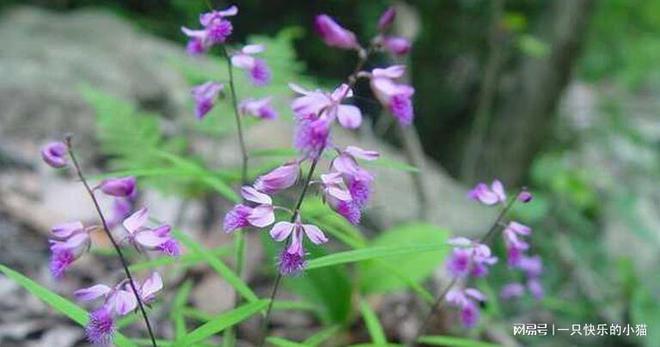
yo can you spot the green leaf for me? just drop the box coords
[266,337,310,347]
[631,284,660,347]
[174,230,258,302]
[417,335,501,347]
[178,300,269,346]
[306,244,440,270]
[0,264,137,347]
[359,223,449,294]
[360,300,387,344]
[172,281,193,342]
[303,325,341,346]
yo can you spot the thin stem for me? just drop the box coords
[65,136,157,347]
[221,45,249,185]
[410,191,521,346]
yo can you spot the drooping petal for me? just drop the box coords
[345,146,380,161]
[336,104,362,129]
[74,284,111,302]
[134,230,168,248]
[51,221,85,239]
[302,224,328,244]
[247,205,275,228]
[140,272,163,303]
[49,232,90,253]
[270,221,294,241]
[122,207,148,234]
[109,289,138,316]
[241,186,272,205]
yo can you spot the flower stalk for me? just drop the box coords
[64,136,158,347]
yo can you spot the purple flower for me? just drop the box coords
[383,36,412,56]
[138,272,163,303]
[518,190,533,203]
[446,287,486,328]
[320,172,361,224]
[86,307,115,346]
[517,255,543,278]
[181,27,210,55]
[107,198,133,229]
[121,208,179,256]
[254,162,299,194]
[41,141,68,168]
[270,217,328,275]
[446,237,497,278]
[191,81,223,119]
[199,5,237,44]
[239,97,278,120]
[332,146,379,207]
[378,7,396,31]
[231,45,272,86]
[500,282,526,300]
[48,222,90,279]
[503,221,531,266]
[527,278,544,300]
[290,83,363,129]
[468,179,506,205]
[75,273,163,315]
[370,66,415,125]
[294,114,332,159]
[223,187,275,233]
[314,14,359,50]
[97,176,136,197]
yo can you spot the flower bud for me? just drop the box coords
[41,141,68,168]
[254,163,299,193]
[518,190,533,203]
[378,7,396,31]
[98,177,137,197]
[314,14,358,50]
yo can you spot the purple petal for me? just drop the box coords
[378,7,396,31]
[41,141,68,168]
[270,221,294,241]
[140,272,163,303]
[241,186,272,205]
[247,205,275,228]
[336,105,362,129]
[345,146,379,161]
[302,224,328,244]
[51,221,84,239]
[74,284,111,302]
[122,207,148,234]
[109,289,137,316]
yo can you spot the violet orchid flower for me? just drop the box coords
[270,216,328,275]
[191,81,224,119]
[181,27,210,55]
[503,221,531,266]
[314,14,359,50]
[254,162,299,194]
[382,36,412,56]
[239,97,278,120]
[291,83,363,129]
[377,7,396,31]
[121,208,180,256]
[76,273,162,345]
[223,186,275,233]
[518,190,533,203]
[49,221,91,279]
[468,179,507,205]
[97,176,136,198]
[332,146,379,207]
[446,287,486,328]
[321,172,361,224]
[41,141,68,168]
[369,65,415,125]
[231,44,272,86]
[446,237,498,278]
[200,5,237,44]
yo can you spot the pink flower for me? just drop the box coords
[503,221,531,266]
[86,307,114,345]
[383,36,412,56]
[294,114,331,159]
[314,14,359,50]
[320,172,361,224]
[121,208,179,256]
[332,146,379,207]
[223,186,275,233]
[239,97,277,120]
[191,81,223,119]
[48,221,90,279]
[254,162,299,193]
[370,66,415,125]
[199,5,237,44]
[231,45,272,86]
[468,179,506,205]
[446,237,497,278]
[527,278,544,300]
[500,282,526,300]
[270,216,328,275]
[446,287,486,328]
[517,255,543,278]
[41,141,68,168]
[518,190,533,203]
[97,176,136,197]
[377,7,396,31]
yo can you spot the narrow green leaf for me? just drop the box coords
[307,244,440,270]
[172,281,194,341]
[266,337,310,347]
[174,230,258,303]
[417,335,502,347]
[303,325,341,346]
[0,264,137,347]
[348,344,402,347]
[272,300,317,312]
[179,300,269,346]
[360,300,387,345]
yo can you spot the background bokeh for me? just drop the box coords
[0,1,658,346]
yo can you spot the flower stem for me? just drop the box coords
[221,45,250,344]
[409,191,521,346]
[65,136,157,347]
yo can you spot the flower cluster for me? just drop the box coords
[205,6,420,276]
[444,179,541,328]
[182,5,275,121]
[75,273,162,345]
[41,140,176,345]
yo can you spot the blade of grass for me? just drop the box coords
[306,244,440,270]
[303,325,341,346]
[417,335,502,347]
[359,299,387,345]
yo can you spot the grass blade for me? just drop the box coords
[360,299,387,345]
[306,244,440,270]
[418,335,502,347]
